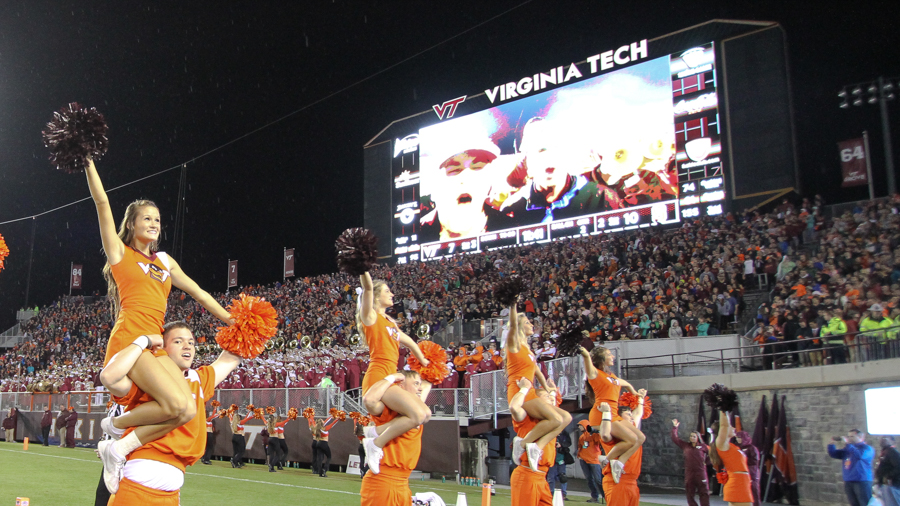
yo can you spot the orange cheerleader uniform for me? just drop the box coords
[361,406,423,506]
[104,247,172,366]
[361,313,400,394]
[506,344,538,405]
[719,444,753,503]
[588,370,622,425]
[600,446,642,506]
[510,415,556,506]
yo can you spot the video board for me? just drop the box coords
[390,42,725,263]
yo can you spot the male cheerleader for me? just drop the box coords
[509,378,558,506]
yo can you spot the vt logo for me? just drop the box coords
[138,262,171,283]
[432,96,466,120]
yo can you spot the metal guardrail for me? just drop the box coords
[621,325,900,379]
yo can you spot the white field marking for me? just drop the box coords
[0,447,357,496]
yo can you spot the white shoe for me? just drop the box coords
[98,440,126,493]
[598,455,609,469]
[101,416,123,441]
[511,436,524,465]
[364,425,378,439]
[363,437,383,475]
[610,459,624,484]
[525,442,542,472]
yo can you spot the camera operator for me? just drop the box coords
[827,429,874,506]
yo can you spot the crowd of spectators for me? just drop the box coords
[2,194,899,392]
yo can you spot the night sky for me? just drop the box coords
[0,1,898,329]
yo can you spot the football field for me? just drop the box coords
[0,444,669,505]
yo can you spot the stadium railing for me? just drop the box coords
[620,325,900,379]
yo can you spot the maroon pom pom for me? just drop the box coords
[555,322,584,357]
[494,276,527,307]
[335,228,379,276]
[42,103,109,173]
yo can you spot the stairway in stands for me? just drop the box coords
[734,288,769,336]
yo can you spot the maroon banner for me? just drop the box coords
[228,260,238,288]
[284,248,295,278]
[70,263,83,290]
[839,138,868,187]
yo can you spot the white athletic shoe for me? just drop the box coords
[511,436,524,465]
[525,442,542,472]
[363,437,384,475]
[98,439,126,493]
[101,416,123,441]
[610,459,624,484]
[364,425,378,439]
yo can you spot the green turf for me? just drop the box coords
[0,443,668,505]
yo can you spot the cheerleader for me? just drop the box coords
[506,301,572,472]
[309,415,341,477]
[229,410,253,468]
[356,271,431,474]
[274,415,292,469]
[579,346,644,483]
[265,415,281,472]
[201,408,222,465]
[88,157,233,470]
[709,411,753,506]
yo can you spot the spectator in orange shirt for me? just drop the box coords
[576,420,606,503]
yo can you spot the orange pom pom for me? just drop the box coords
[303,407,315,420]
[253,408,265,420]
[335,410,347,422]
[246,404,255,412]
[266,406,276,415]
[358,415,371,427]
[0,233,9,274]
[228,404,238,415]
[215,294,278,359]
[407,341,450,384]
[348,411,361,421]
[329,407,339,418]
[287,407,299,421]
[210,400,221,408]
[218,410,229,419]
[619,392,652,419]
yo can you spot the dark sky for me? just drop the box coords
[0,1,898,329]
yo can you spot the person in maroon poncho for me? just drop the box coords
[671,418,710,506]
[65,407,78,448]
[735,430,761,506]
[40,405,53,446]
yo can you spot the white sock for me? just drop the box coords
[112,432,142,458]
[107,418,126,438]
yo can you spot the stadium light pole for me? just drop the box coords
[838,76,898,196]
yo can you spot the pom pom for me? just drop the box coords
[266,406,276,415]
[358,415,371,427]
[228,404,238,415]
[42,102,109,173]
[619,392,652,419]
[555,322,584,357]
[215,294,278,359]
[218,410,229,419]
[348,411,361,422]
[210,400,221,408]
[407,341,449,384]
[106,400,114,410]
[335,228,378,276]
[246,404,255,412]
[0,233,9,274]
[287,407,299,421]
[703,383,739,412]
[253,408,265,420]
[494,276,527,307]
[303,407,315,420]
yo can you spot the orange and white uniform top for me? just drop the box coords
[719,443,753,504]
[119,366,215,471]
[505,344,537,404]
[234,414,252,434]
[308,416,339,440]
[205,412,216,433]
[104,247,173,365]
[588,370,622,424]
[274,420,287,438]
[361,313,400,393]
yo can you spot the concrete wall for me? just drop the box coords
[627,359,900,506]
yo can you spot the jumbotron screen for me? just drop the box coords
[391,42,725,263]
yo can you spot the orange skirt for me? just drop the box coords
[723,472,753,503]
[507,380,539,405]
[588,402,623,426]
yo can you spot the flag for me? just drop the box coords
[772,395,799,505]
[763,395,782,502]
[696,394,708,441]
[751,395,768,451]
